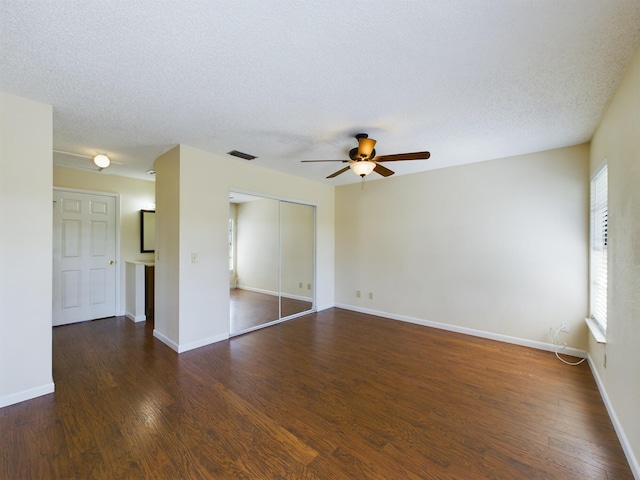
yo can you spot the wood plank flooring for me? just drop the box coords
[1,309,633,479]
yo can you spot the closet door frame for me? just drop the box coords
[229,189,316,336]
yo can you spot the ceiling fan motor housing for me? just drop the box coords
[349,147,376,161]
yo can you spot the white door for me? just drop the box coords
[53,190,117,326]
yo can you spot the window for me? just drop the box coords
[590,163,608,331]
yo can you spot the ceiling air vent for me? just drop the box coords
[227,150,257,160]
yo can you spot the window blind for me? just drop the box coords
[590,165,608,330]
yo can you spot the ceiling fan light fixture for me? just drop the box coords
[358,137,377,159]
[93,154,110,168]
[351,161,376,177]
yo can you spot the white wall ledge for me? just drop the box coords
[585,317,607,344]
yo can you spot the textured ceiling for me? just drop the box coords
[1,1,639,184]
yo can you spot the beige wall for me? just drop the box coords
[589,44,640,473]
[280,201,314,298]
[53,166,156,315]
[154,144,335,352]
[0,92,54,407]
[335,144,589,349]
[236,198,280,293]
[154,146,180,346]
[234,198,314,298]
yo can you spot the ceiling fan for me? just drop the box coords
[301,133,431,179]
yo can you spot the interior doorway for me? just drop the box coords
[53,189,118,326]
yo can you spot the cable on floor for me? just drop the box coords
[549,326,585,366]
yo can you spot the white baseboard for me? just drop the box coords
[0,382,55,408]
[152,329,179,352]
[177,333,229,353]
[281,292,313,302]
[334,304,587,358]
[587,355,640,479]
[153,329,229,354]
[236,286,312,302]
[316,303,335,312]
[236,285,278,296]
[125,312,146,323]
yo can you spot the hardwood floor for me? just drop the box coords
[230,288,312,333]
[1,309,633,479]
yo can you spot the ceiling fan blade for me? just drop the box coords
[327,166,351,178]
[300,159,348,163]
[374,163,395,177]
[373,151,431,162]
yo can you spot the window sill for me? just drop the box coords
[585,317,607,344]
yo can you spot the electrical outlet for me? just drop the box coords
[191,253,198,263]
[368,292,373,300]
[603,354,607,368]
[356,290,361,298]
[299,282,302,288]
[307,283,311,290]
[560,322,569,333]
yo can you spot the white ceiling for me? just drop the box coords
[1,1,639,185]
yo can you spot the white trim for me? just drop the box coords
[282,292,313,302]
[152,329,229,353]
[229,187,317,208]
[0,382,55,408]
[177,333,229,353]
[316,303,335,312]
[587,355,640,479]
[334,304,587,358]
[585,317,607,343]
[235,286,311,302]
[237,285,278,297]
[591,157,608,180]
[152,329,179,352]
[125,312,146,323]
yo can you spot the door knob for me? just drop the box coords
[108,260,115,265]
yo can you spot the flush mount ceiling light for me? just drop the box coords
[93,154,110,168]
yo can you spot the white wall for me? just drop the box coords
[154,144,335,352]
[53,166,156,315]
[0,92,54,407]
[589,44,640,475]
[335,144,589,349]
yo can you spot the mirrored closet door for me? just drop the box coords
[229,192,315,335]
